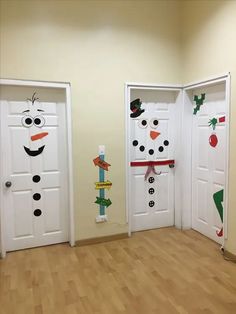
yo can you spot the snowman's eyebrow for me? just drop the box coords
[22,109,30,113]
[37,109,44,112]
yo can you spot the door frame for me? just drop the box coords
[125,83,183,236]
[125,74,230,240]
[182,73,231,245]
[0,78,75,258]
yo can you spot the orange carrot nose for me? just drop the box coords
[150,131,160,140]
[31,132,48,141]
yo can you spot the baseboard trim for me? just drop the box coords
[76,233,129,247]
[223,249,236,263]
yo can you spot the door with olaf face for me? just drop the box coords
[129,89,176,232]
[0,86,69,251]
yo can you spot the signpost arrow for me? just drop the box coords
[95,197,112,208]
[93,156,111,171]
[94,180,112,190]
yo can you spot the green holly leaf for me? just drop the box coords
[209,118,217,130]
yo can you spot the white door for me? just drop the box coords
[192,83,226,244]
[0,86,69,251]
[129,90,176,232]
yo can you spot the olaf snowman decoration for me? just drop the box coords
[21,93,48,217]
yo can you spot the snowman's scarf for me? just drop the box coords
[130,160,175,180]
[144,165,161,180]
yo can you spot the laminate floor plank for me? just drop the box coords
[1,228,236,314]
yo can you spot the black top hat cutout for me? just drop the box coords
[130,98,145,118]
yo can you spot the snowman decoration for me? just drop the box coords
[130,98,174,208]
[21,93,48,217]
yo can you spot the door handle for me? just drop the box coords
[5,181,12,188]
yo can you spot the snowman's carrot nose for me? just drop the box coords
[31,132,48,141]
[150,131,160,140]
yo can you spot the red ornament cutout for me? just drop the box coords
[216,227,223,237]
[209,134,218,147]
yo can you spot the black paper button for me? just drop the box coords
[33,193,41,201]
[32,175,41,183]
[34,209,42,217]
[149,188,155,194]
[149,200,155,207]
[148,177,155,183]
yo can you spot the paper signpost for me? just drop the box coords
[93,146,112,218]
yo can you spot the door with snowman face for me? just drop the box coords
[0,85,69,252]
[129,89,177,232]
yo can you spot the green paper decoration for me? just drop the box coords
[193,93,205,115]
[208,118,217,130]
[213,189,224,222]
[95,197,112,208]
[209,116,226,130]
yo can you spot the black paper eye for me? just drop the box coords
[138,119,148,129]
[34,115,45,128]
[22,115,34,128]
[133,140,138,146]
[150,118,159,129]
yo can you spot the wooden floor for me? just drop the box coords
[1,228,236,314]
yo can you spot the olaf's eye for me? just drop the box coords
[150,118,159,129]
[34,115,45,128]
[138,119,148,129]
[22,115,34,128]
